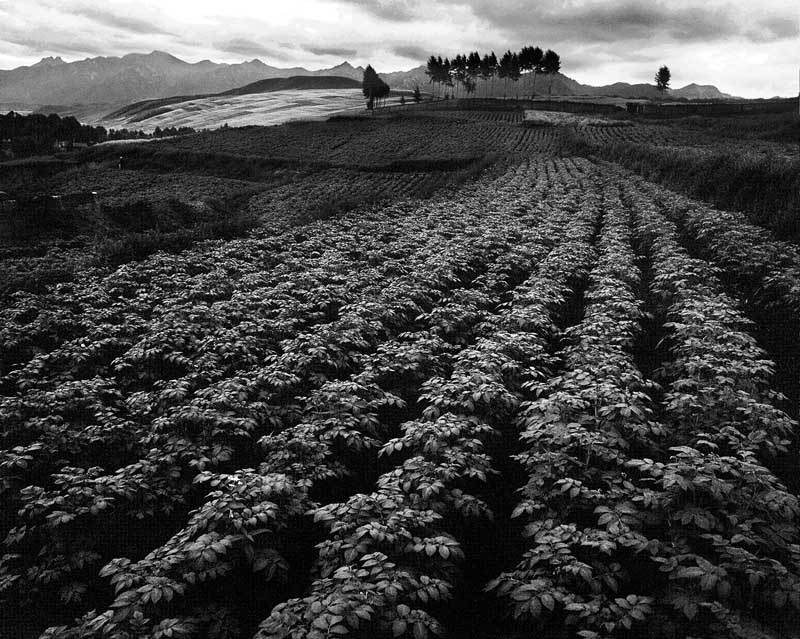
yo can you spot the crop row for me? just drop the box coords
[629,194,800,637]
[246,169,457,228]
[489,189,660,637]
[627,174,800,313]
[574,124,700,149]
[423,110,525,125]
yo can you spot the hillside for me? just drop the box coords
[671,82,735,100]
[108,76,363,124]
[220,75,361,96]
[99,88,370,132]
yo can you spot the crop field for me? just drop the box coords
[1,105,799,639]
[157,114,559,167]
[98,90,372,133]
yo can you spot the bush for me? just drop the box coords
[95,212,255,266]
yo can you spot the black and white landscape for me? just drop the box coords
[1,2,799,639]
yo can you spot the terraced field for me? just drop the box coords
[1,106,798,639]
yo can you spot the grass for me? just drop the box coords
[553,112,800,243]
[603,142,800,242]
[647,111,800,145]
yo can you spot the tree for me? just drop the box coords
[488,51,498,97]
[452,54,467,98]
[463,76,476,96]
[542,49,561,97]
[519,46,543,98]
[362,64,389,111]
[377,80,390,107]
[499,50,513,98]
[518,46,534,97]
[510,52,521,98]
[655,65,671,93]
[442,57,454,97]
[413,85,421,103]
[479,53,493,97]
[425,56,439,99]
[467,51,481,97]
[528,46,544,98]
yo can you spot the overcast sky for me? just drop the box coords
[0,0,797,97]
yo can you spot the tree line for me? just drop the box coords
[425,46,561,100]
[0,111,194,158]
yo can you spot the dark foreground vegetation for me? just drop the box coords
[1,101,799,639]
[0,111,195,159]
[1,109,519,301]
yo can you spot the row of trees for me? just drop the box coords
[425,46,561,100]
[0,111,194,158]
[0,112,108,150]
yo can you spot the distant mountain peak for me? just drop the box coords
[670,83,734,99]
[34,56,66,67]
[120,50,184,64]
[148,50,179,58]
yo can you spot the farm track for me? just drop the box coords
[2,109,799,639]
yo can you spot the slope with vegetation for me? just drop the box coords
[106,76,362,126]
[1,99,799,639]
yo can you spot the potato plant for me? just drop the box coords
[2,139,798,639]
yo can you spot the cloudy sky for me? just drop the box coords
[0,0,797,97]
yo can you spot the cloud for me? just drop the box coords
[2,30,107,57]
[214,38,292,61]
[354,0,796,48]
[746,16,799,41]
[452,0,739,44]
[69,7,174,35]
[0,0,796,97]
[304,45,359,57]
[391,44,429,60]
[342,0,425,22]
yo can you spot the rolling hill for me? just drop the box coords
[100,88,373,132]
[107,76,363,125]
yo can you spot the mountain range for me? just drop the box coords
[0,51,368,111]
[0,50,736,118]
